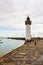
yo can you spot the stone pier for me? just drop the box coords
[0,38,43,65]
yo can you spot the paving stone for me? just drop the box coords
[0,39,43,65]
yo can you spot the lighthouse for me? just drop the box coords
[25,16,31,41]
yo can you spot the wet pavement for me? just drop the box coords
[0,39,43,65]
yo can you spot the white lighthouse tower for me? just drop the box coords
[25,16,31,41]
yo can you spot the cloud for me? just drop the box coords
[0,0,43,28]
[0,0,43,37]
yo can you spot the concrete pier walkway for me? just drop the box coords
[0,38,43,65]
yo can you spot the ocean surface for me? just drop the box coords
[0,37,25,57]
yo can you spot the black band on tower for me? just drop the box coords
[25,16,31,25]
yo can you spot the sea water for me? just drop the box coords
[0,38,25,57]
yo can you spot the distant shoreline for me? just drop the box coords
[7,37,43,40]
[7,37,25,40]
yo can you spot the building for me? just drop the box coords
[25,16,31,41]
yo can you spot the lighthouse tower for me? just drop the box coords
[25,16,31,41]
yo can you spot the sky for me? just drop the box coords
[0,0,43,37]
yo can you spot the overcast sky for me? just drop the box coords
[0,0,43,37]
[0,0,43,26]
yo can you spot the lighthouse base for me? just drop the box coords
[24,39,32,44]
[25,39,31,42]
